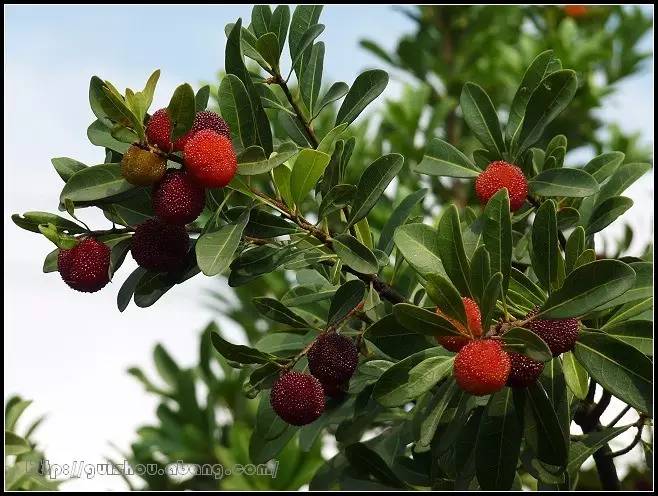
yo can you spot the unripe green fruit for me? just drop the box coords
[121,145,166,186]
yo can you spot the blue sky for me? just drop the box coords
[4,5,653,490]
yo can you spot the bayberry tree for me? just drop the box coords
[11,4,652,491]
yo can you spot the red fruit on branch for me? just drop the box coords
[153,170,205,225]
[130,219,189,272]
[308,332,359,386]
[528,315,580,357]
[270,372,325,426]
[436,297,483,352]
[506,351,545,388]
[475,160,528,211]
[58,238,111,293]
[183,130,237,188]
[453,339,511,395]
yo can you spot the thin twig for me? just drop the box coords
[606,405,632,428]
[607,421,645,458]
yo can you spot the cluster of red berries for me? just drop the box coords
[58,110,237,291]
[475,160,528,211]
[270,332,359,426]
[436,297,579,395]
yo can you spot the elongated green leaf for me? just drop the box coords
[219,74,257,150]
[251,5,272,38]
[506,50,557,143]
[5,431,30,456]
[531,200,559,291]
[469,245,491,304]
[601,320,652,356]
[252,297,309,328]
[460,83,505,156]
[583,151,625,183]
[502,327,552,362]
[437,205,471,296]
[515,70,577,155]
[423,273,466,325]
[565,226,585,274]
[529,168,599,198]
[377,189,427,254]
[210,330,274,364]
[365,314,432,360]
[393,223,443,277]
[481,272,503,331]
[167,83,195,141]
[12,211,84,234]
[483,189,512,293]
[393,303,461,337]
[417,378,461,450]
[318,184,356,219]
[345,443,407,488]
[300,42,324,115]
[336,69,389,126]
[562,351,588,399]
[270,5,290,56]
[332,234,378,274]
[290,148,331,205]
[523,382,568,466]
[60,163,132,203]
[51,157,87,182]
[87,120,130,154]
[586,196,633,235]
[567,426,632,477]
[415,138,479,178]
[348,154,404,228]
[539,260,636,318]
[595,162,651,207]
[317,123,348,155]
[315,81,349,117]
[476,388,522,490]
[195,85,211,112]
[289,5,323,78]
[574,331,652,415]
[195,209,249,276]
[255,32,280,69]
[328,280,366,326]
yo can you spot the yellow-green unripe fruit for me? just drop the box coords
[121,145,166,186]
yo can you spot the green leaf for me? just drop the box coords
[415,138,479,178]
[289,6,323,78]
[483,189,512,293]
[250,394,296,463]
[582,152,625,183]
[423,273,466,325]
[211,330,274,366]
[573,249,596,269]
[167,83,196,141]
[195,209,250,276]
[574,331,652,415]
[153,343,180,388]
[565,226,585,274]
[117,267,147,312]
[539,260,636,318]
[348,154,404,228]
[219,74,257,150]
[226,207,297,238]
[523,382,568,467]
[12,212,84,235]
[377,189,427,255]
[557,207,580,229]
[481,272,503,331]
[344,443,407,488]
[87,120,130,154]
[290,148,331,205]
[251,5,272,38]
[60,163,132,203]
[529,168,599,198]
[501,327,552,362]
[515,70,578,156]
[562,351,589,399]
[300,42,324,115]
[365,315,432,360]
[332,234,378,274]
[437,205,471,296]
[393,223,443,277]
[373,347,453,407]
[5,431,30,456]
[336,69,389,126]
[51,157,87,182]
[315,81,349,118]
[318,184,356,219]
[594,162,651,207]
[567,426,632,478]
[531,200,559,291]
[585,196,633,235]
[506,50,557,144]
[476,388,522,490]
[328,280,366,326]
[255,32,280,68]
[393,304,461,337]
[416,378,461,450]
[43,248,59,273]
[270,5,290,56]
[252,297,309,328]
[195,85,211,112]
[469,245,491,304]
[460,82,505,156]
[601,321,652,356]
[317,123,348,155]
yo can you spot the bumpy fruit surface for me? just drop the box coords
[475,160,528,211]
[58,238,111,293]
[270,372,325,426]
[153,171,206,225]
[322,381,348,400]
[184,130,237,187]
[191,110,231,139]
[308,332,359,386]
[436,297,483,352]
[528,315,580,356]
[146,108,192,152]
[121,145,166,186]
[453,339,511,395]
[130,219,189,272]
[506,352,544,388]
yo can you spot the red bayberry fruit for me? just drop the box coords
[321,380,348,400]
[152,170,206,225]
[183,130,237,188]
[436,297,483,352]
[528,315,580,357]
[506,352,545,388]
[191,110,231,139]
[57,238,111,293]
[454,339,511,395]
[146,108,193,152]
[130,219,189,272]
[270,372,325,426]
[308,332,359,386]
[475,160,528,211]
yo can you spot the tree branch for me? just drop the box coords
[274,73,319,148]
[607,421,645,458]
